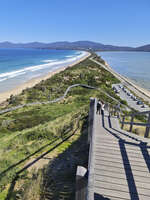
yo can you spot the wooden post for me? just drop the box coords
[76,166,87,200]
[129,116,134,132]
[121,116,125,129]
[88,98,95,144]
[113,107,116,116]
[144,113,150,138]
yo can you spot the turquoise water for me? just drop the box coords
[0,48,86,92]
[97,51,150,91]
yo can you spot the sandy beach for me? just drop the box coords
[0,52,91,104]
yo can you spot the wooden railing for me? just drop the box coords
[76,98,96,200]
[87,98,97,200]
[117,109,150,138]
[0,83,129,115]
[76,99,150,200]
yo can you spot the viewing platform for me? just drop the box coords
[76,98,150,200]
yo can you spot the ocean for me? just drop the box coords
[0,48,87,93]
[97,51,150,91]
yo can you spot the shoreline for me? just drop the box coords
[103,60,150,103]
[90,56,150,104]
[0,51,91,104]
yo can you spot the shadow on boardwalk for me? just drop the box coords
[109,118,150,172]
[94,193,111,200]
[102,115,150,200]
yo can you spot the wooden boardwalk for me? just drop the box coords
[87,99,150,200]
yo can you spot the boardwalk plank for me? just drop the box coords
[95,161,149,173]
[95,169,150,183]
[88,105,150,200]
[94,148,148,158]
[95,151,150,164]
[95,182,150,197]
[95,165,150,177]
[94,187,132,199]
[95,175,150,190]
[95,144,150,154]
[95,156,148,168]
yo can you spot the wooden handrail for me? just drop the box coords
[129,116,134,132]
[87,98,97,200]
[0,83,129,115]
[109,104,150,138]
[123,110,150,118]
[120,112,150,138]
[145,113,150,138]
[120,121,150,127]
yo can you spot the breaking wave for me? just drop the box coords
[0,51,87,83]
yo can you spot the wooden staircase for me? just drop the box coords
[86,99,150,200]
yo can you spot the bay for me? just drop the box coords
[97,51,150,91]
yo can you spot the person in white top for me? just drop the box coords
[101,102,105,116]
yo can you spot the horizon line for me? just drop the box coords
[0,40,149,48]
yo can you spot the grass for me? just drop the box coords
[0,54,121,199]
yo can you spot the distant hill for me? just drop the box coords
[0,41,149,51]
[135,44,150,52]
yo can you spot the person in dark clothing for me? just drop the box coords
[96,100,102,114]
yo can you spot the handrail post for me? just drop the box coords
[144,113,150,138]
[113,107,116,116]
[129,116,134,132]
[88,98,95,144]
[121,116,125,129]
[87,98,96,200]
[76,166,87,200]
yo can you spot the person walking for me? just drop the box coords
[101,102,105,116]
[96,100,102,114]
[115,103,120,118]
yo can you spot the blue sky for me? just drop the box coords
[0,0,150,47]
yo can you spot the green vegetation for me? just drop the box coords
[0,54,121,199]
[122,116,148,137]
[3,54,119,108]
